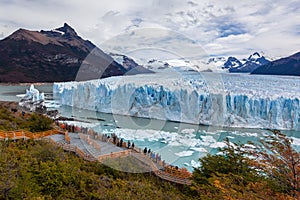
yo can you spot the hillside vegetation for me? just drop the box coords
[0,101,52,132]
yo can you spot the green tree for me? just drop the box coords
[28,113,53,132]
[193,138,259,184]
[191,138,264,199]
[0,142,19,199]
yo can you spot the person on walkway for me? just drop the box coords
[143,147,147,154]
[113,134,116,144]
[120,138,123,147]
[151,152,155,160]
[127,140,131,148]
[132,142,135,149]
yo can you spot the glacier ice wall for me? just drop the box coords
[53,71,300,130]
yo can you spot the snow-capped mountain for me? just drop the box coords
[227,52,271,73]
[146,59,170,70]
[109,53,139,70]
[202,52,270,73]
[109,53,154,75]
[109,52,271,74]
[223,57,243,69]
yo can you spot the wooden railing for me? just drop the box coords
[45,138,96,162]
[132,152,192,185]
[97,150,131,162]
[0,129,60,140]
[65,132,70,144]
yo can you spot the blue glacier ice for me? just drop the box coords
[53,71,300,130]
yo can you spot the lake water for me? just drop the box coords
[1,84,299,171]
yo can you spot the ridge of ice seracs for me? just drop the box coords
[53,71,300,130]
[23,84,45,102]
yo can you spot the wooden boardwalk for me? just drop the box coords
[0,128,192,185]
[0,129,62,140]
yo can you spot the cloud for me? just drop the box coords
[0,0,299,59]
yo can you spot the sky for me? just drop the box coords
[0,0,299,60]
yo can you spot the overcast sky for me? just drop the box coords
[0,0,299,60]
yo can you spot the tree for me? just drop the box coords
[28,113,53,132]
[191,138,264,199]
[193,138,259,183]
[250,130,300,198]
[0,142,19,199]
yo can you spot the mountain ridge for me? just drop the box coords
[251,51,300,76]
[0,23,129,83]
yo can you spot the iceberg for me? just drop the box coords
[19,84,45,112]
[20,84,45,102]
[53,71,300,130]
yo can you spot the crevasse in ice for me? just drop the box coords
[53,71,300,130]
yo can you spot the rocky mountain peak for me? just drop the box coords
[55,23,78,37]
[249,52,260,58]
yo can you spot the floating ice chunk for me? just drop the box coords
[175,150,194,157]
[200,135,217,143]
[60,121,95,128]
[191,160,201,168]
[291,137,300,146]
[227,136,235,139]
[244,144,257,149]
[191,147,208,152]
[210,142,227,149]
[181,129,195,134]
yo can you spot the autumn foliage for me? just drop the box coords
[191,130,300,200]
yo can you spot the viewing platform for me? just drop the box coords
[0,122,192,185]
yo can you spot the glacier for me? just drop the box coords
[53,71,300,130]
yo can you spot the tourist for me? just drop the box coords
[113,134,116,144]
[151,152,155,160]
[143,147,147,154]
[127,140,131,148]
[120,138,123,147]
[132,142,135,149]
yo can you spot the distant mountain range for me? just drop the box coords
[139,52,271,73]
[207,52,271,73]
[251,52,300,76]
[0,23,298,82]
[0,23,150,83]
